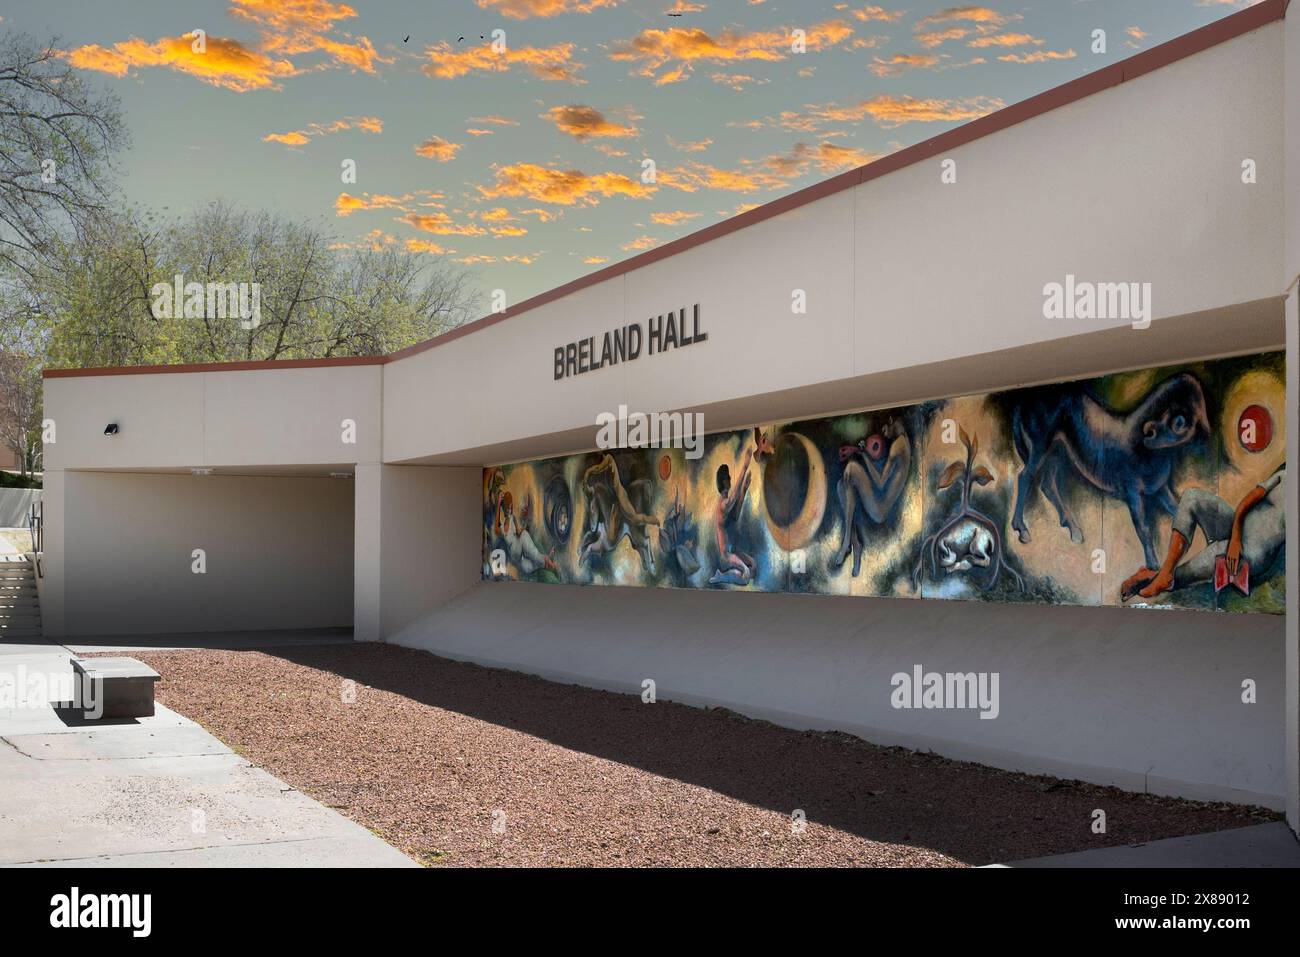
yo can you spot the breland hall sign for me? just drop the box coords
[554,304,706,381]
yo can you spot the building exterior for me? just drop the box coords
[40,2,1300,829]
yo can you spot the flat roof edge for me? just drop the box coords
[42,355,386,378]
[44,0,1289,381]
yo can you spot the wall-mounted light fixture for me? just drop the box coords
[191,468,213,476]
[104,423,119,436]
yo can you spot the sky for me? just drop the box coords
[2,0,1263,309]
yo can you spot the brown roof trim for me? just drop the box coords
[45,0,1289,381]
[43,355,386,378]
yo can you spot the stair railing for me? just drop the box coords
[28,499,42,555]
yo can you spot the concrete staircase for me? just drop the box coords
[0,558,41,639]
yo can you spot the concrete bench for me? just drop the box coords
[70,657,161,719]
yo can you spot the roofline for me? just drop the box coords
[42,355,386,379]
[44,0,1290,381]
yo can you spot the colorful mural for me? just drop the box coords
[483,351,1286,614]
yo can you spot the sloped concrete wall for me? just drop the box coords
[390,581,1285,808]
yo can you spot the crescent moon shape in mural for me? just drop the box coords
[763,431,828,552]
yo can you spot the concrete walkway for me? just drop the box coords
[0,639,417,867]
[991,822,1300,868]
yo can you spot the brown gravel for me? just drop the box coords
[102,644,1278,867]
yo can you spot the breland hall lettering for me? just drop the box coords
[554,304,706,381]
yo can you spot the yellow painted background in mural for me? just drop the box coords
[484,351,1285,615]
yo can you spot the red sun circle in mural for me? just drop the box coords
[1237,404,1273,453]
[658,453,672,481]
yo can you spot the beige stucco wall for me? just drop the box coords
[353,464,483,643]
[381,22,1285,466]
[44,364,382,471]
[55,471,353,636]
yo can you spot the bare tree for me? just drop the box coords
[0,32,127,275]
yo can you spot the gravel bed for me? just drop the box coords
[104,644,1278,867]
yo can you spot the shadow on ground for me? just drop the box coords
[111,640,1279,867]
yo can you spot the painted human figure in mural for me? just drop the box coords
[495,491,558,577]
[578,453,660,572]
[832,417,911,577]
[709,428,772,586]
[1121,465,1286,601]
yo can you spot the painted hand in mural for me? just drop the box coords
[1009,373,1209,568]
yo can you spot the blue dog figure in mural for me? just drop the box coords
[1009,373,1210,569]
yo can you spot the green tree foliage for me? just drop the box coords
[21,201,478,368]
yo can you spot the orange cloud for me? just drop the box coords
[229,0,389,74]
[476,0,621,18]
[914,5,1023,49]
[651,210,702,225]
[997,49,1076,63]
[398,212,488,236]
[479,163,654,205]
[667,135,713,152]
[405,238,452,254]
[520,207,560,222]
[415,136,462,161]
[806,141,878,172]
[422,41,584,82]
[869,53,943,76]
[454,253,539,265]
[264,115,382,146]
[758,141,878,179]
[658,161,786,193]
[610,20,854,84]
[335,192,418,216]
[544,105,639,140]
[968,32,1043,48]
[621,235,659,251]
[916,26,970,48]
[710,72,765,90]
[583,255,610,264]
[782,94,1004,130]
[916,5,1011,29]
[65,1,388,91]
[851,5,905,21]
[65,34,296,91]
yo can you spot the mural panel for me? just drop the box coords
[483,351,1285,614]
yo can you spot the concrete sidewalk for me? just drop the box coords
[992,822,1300,868]
[0,643,417,868]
